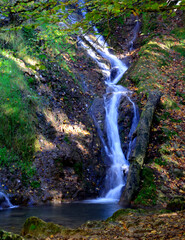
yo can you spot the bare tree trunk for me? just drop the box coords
[119,90,162,207]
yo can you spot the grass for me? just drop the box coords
[0,52,39,185]
[0,22,81,188]
[0,54,36,159]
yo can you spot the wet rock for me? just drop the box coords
[110,67,119,80]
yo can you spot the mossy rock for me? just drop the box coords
[0,230,24,240]
[107,208,146,222]
[21,216,64,239]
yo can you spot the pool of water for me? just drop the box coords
[0,202,121,234]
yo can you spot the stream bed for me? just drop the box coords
[0,202,121,233]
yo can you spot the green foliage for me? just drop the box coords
[30,181,41,189]
[154,157,167,166]
[170,28,185,56]
[134,167,157,205]
[171,27,185,40]
[0,147,19,166]
[0,0,184,37]
[0,147,39,187]
[0,54,36,159]
[142,12,158,35]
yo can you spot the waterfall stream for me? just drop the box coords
[0,191,14,210]
[79,2,139,203]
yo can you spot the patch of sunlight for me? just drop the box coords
[151,162,164,172]
[162,96,176,108]
[148,41,170,50]
[24,56,39,66]
[154,82,164,89]
[1,49,37,74]
[1,103,19,115]
[43,109,60,131]
[43,109,90,138]
[62,122,91,137]
[34,135,56,152]
[76,142,89,154]
[144,49,164,57]
[162,155,179,166]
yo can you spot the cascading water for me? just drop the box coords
[78,2,139,202]
[0,191,14,210]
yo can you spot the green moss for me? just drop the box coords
[154,157,167,166]
[134,167,157,205]
[22,217,63,238]
[107,208,146,222]
[0,54,37,158]
[171,27,185,40]
[141,12,158,35]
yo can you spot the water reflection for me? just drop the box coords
[0,202,121,233]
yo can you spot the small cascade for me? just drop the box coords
[0,192,14,210]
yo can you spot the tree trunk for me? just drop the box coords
[119,90,162,207]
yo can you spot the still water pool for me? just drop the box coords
[0,202,121,234]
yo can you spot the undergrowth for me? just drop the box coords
[0,22,78,186]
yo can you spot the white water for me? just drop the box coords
[78,1,139,203]
[80,34,139,203]
[0,192,15,210]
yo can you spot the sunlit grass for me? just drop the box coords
[0,54,36,160]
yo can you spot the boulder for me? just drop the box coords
[21,216,63,239]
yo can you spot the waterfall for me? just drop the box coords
[78,1,139,203]
[0,191,14,210]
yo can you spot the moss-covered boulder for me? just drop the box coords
[21,216,64,239]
